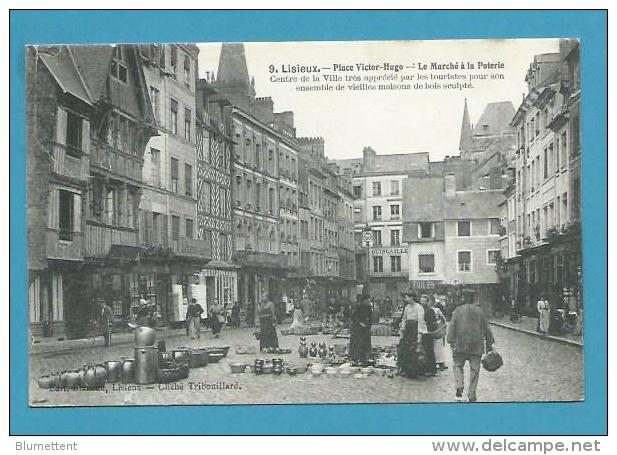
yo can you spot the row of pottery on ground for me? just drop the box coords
[38,360,135,389]
[37,343,231,389]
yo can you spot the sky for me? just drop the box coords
[197,39,560,162]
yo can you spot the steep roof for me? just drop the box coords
[70,44,115,101]
[402,177,444,222]
[38,46,92,105]
[364,152,430,175]
[459,98,473,152]
[217,43,250,84]
[472,101,515,137]
[442,190,503,219]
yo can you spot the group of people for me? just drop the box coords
[185,298,227,340]
[498,288,582,336]
[348,288,495,403]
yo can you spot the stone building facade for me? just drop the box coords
[138,43,212,325]
[504,40,582,316]
[336,147,431,303]
[195,79,237,312]
[403,175,503,313]
[27,44,159,338]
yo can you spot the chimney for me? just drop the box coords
[363,146,377,169]
[274,111,294,128]
[445,174,457,198]
[251,97,274,125]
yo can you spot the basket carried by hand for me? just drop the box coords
[482,350,503,372]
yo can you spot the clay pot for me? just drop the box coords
[172,350,190,368]
[38,375,54,389]
[298,341,308,358]
[134,326,156,347]
[272,358,284,375]
[50,372,62,388]
[62,370,82,388]
[77,366,87,385]
[254,359,264,375]
[318,343,328,359]
[105,360,123,383]
[121,359,135,383]
[84,364,107,388]
[308,343,318,358]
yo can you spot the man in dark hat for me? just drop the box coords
[447,293,495,402]
[349,289,373,366]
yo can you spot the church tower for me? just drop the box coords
[215,42,255,110]
[458,98,473,157]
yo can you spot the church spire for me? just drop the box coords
[215,43,255,103]
[459,98,473,154]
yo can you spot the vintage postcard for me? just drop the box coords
[27,38,583,407]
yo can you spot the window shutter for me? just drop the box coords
[161,214,169,247]
[146,211,154,245]
[73,193,82,232]
[48,188,59,229]
[56,108,67,144]
[141,210,148,244]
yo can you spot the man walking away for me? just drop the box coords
[447,292,495,402]
[96,299,114,347]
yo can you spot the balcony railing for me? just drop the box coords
[51,143,89,181]
[233,250,288,268]
[84,222,138,258]
[171,237,212,260]
[46,228,83,261]
[90,141,142,181]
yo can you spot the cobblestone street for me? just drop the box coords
[29,324,583,407]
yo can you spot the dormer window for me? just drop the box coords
[111,46,128,84]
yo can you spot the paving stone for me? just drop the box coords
[29,325,584,406]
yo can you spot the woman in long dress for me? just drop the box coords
[537,296,550,334]
[289,302,305,332]
[258,294,279,351]
[398,319,421,378]
[208,299,223,338]
[186,298,204,340]
[431,300,448,370]
[349,294,372,366]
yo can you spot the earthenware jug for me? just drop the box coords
[298,339,308,358]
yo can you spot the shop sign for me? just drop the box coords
[370,247,407,255]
